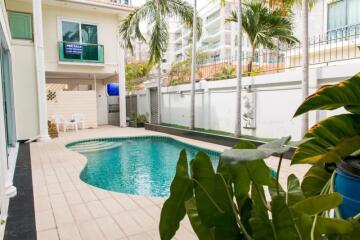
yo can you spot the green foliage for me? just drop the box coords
[159,138,358,240]
[48,120,58,139]
[294,73,360,117]
[125,62,152,91]
[130,113,149,123]
[168,50,208,86]
[205,67,236,81]
[292,72,360,165]
[119,0,201,65]
[226,1,298,74]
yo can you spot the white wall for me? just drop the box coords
[137,63,360,141]
[47,91,98,128]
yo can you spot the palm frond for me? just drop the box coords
[148,10,169,64]
[119,2,154,53]
[226,1,298,50]
[167,0,202,39]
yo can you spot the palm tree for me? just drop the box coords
[119,0,200,125]
[190,0,197,130]
[226,2,299,75]
[301,0,309,136]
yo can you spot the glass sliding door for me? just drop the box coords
[1,48,16,148]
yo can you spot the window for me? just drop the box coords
[61,20,98,44]
[328,0,360,31]
[8,11,33,40]
[60,20,102,62]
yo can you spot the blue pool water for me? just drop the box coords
[67,136,220,197]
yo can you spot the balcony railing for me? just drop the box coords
[58,42,104,64]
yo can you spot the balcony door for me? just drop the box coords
[60,19,99,62]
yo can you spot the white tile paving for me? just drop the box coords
[31,126,309,239]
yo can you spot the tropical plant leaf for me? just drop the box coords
[294,73,360,117]
[249,183,274,240]
[292,193,342,215]
[191,152,241,238]
[286,174,305,206]
[184,197,215,240]
[301,165,332,197]
[159,150,193,240]
[315,217,354,236]
[271,195,301,240]
[221,137,291,164]
[292,114,360,164]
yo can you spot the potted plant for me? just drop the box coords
[292,72,360,220]
[129,113,148,128]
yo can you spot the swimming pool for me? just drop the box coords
[66,136,220,197]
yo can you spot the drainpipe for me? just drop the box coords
[33,0,50,141]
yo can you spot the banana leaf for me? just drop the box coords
[185,197,215,240]
[191,152,241,239]
[294,73,360,117]
[292,114,360,164]
[159,150,193,240]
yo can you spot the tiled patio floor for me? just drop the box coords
[30,126,310,240]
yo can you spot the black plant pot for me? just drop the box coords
[335,156,360,219]
[129,121,145,128]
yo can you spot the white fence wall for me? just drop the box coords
[48,91,98,128]
[135,63,359,140]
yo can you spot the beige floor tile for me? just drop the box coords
[70,204,93,222]
[35,210,56,231]
[34,196,52,212]
[57,223,83,240]
[96,216,125,240]
[33,186,49,198]
[113,212,143,236]
[92,188,112,200]
[112,194,138,211]
[53,206,75,225]
[60,180,77,193]
[47,183,63,195]
[127,232,152,240]
[86,200,109,218]
[37,229,59,240]
[64,190,83,205]
[78,220,106,240]
[101,198,124,214]
[128,209,157,230]
[78,188,97,202]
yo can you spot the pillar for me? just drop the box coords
[33,0,50,141]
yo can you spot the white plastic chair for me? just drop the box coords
[71,113,85,130]
[51,114,78,132]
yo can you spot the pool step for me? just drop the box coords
[68,141,122,153]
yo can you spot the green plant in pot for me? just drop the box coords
[292,72,360,220]
[159,137,358,239]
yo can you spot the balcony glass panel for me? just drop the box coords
[59,42,104,63]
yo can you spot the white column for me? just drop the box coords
[33,0,50,141]
[118,46,127,127]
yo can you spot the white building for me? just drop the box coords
[173,0,240,63]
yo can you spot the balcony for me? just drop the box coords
[58,42,104,64]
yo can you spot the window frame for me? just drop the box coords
[8,10,33,40]
[57,17,99,45]
[327,0,360,32]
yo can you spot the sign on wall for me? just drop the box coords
[242,91,256,129]
[64,43,83,55]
